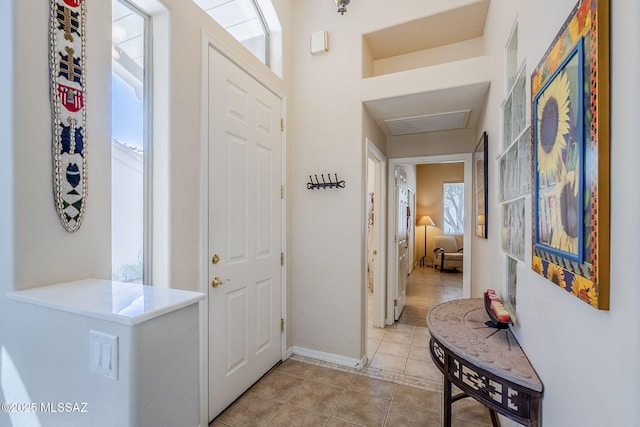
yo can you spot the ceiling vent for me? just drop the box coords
[384,109,471,136]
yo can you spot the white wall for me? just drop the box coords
[10,0,111,291]
[0,0,14,286]
[4,0,640,424]
[474,0,640,425]
[362,107,386,157]
[373,37,486,77]
[3,1,133,424]
[288,0,485,361]
[2,2,113,422]
[0,2,15,422]
[1,1,288,425]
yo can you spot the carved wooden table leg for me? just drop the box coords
[490,409,501,427]
[443,374,452,427]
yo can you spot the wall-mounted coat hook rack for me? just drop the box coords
[307,173,346,190]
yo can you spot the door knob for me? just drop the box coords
[212,254,220,264]
[211,277,228,288]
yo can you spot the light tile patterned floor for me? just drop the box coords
[212,267,492,426]
[366,266,463,383]
[211,359,492,427]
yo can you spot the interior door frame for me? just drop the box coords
[198,29,287,427]
[365,139,386,329]
[386,154,472,325]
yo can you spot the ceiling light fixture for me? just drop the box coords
[335,0,350,15]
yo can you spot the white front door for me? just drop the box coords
[207,47,283,421]
[395,169,408,320]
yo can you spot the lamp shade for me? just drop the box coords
[417,215,435,227]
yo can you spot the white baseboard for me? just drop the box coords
[292,346,366,369]
[284,346,294,359]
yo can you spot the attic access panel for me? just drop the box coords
[384,110,470,136]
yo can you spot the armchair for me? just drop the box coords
[433,235,463,271]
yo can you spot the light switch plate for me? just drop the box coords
[89,330,118,380]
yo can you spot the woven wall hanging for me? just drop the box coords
[49,0,87,232]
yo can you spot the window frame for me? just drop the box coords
[111,0,154,284]
[253,0,270,67]
[442,181,465,235]
[194,0,271,66]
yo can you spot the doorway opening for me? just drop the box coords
[386,154,472,326]
[363,153,470,379]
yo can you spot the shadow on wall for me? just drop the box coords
[0,345,43,427]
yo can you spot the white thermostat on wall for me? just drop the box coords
[311,30,329,55]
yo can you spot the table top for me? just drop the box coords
[427,298,543,392]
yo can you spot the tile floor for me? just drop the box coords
[211,359,493,427]
[212,266,493,426]
[397,266,465,327]
[366,266,464,383]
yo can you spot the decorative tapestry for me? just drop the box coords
[49,0,87,232]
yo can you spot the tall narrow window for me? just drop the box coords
[193,0,270,66]
[111,0,151,283]
[443,182,464,234]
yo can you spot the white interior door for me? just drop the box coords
[207,47,282,421]
[407,189,415,275]
[395,169,408,320]
[367,140,386,329]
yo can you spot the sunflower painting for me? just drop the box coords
[530,0,610,310]
[534,46,583,260]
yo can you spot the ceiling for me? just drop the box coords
[364,83,490,137]
[363,0,491,138]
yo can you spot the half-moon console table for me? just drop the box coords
[427,299,543,427]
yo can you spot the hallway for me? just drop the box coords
[365,266,463,384]
[398,266,463,327]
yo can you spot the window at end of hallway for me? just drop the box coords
[443,182,464,235]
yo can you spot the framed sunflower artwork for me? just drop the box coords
[531,0,610,310]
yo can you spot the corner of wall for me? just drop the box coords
[0,0,14,295]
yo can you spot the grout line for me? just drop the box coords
[323,373,353,426]
[264,367,308,425]
[290,354,442,393]
[382,382,400,427]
